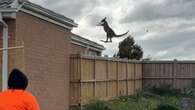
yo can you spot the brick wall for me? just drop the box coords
[71,43,101,56]
[71,43,86,55]
[0,10,100,110]
[0,19,17,90]
[15,11,71,110]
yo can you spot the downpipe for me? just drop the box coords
[0,13,8,91]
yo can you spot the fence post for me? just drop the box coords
[173,60,177,88]
[106,60,109,98]
[80,57,83,110]
[141,62,143,90]
[134,63,136,94]
[126,62,128,96]
[93,57,96,98]
[116,61,119,97]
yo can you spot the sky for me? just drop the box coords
[30,0,195,60]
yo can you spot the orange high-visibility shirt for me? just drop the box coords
[0,89,40,110]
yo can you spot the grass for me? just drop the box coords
[81,85,195,110]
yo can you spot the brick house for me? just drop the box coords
[0,0,104,110]
[71,34,105,56]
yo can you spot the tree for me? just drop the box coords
[117,36,143,60]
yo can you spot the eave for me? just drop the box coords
[19,1,78,30]
[71,34,105,52]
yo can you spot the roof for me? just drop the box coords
[71,34,105,52]
[0,0,78,29]
[0,0,14,8]
[22,1,75,25]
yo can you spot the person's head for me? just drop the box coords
[8,69,28,90]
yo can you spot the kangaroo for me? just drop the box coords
[97,17,129,43]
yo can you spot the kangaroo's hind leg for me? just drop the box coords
[106,34,109,42]
[109,37,112,42]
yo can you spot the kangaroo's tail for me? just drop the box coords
[115,31,129,37]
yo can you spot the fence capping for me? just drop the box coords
[71,54,195,64]
[142,60,195,64]
[70,54,142,63]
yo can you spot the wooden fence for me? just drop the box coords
[142,60,195,89]
[70,55,142,107]
[70,56,195,108]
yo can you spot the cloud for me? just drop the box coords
[31,0,98,19]
[29,0,195,60]
[121,0,195,23]
[137,22,195,59]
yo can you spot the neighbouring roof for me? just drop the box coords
[0,0,78,29]
[0,0,14,8]
[71,34,105,52]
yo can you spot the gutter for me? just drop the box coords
[71,34,106,51]
[0,13,8,91]
[21,2,78,29]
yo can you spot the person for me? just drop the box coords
[0,69,40,110]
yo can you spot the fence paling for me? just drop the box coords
[70,55,195,108]
[142,62,195,89]
[70,55,142,107]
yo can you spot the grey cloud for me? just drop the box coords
[87,14,106,27]
[88,15,116,28]
[34,0,98,19]
[39,0,118,20]
[137,26,195,59]
[30,0,195,59]
[121,0,195,23]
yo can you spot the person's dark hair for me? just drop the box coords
[8,69,28,90]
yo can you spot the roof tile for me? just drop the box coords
[0,0,14,8]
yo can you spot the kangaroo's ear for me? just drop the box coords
[101,17,107,22]
[103,17,107,20]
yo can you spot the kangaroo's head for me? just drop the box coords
[97,17,107,26]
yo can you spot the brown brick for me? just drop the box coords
[15,11,71,110]
[71,43,101,55]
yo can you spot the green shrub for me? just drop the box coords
[182,88,195,98]
[148,85,182,97]
[118,95,132,102]
[191,78,195,88]
[110,96,159,110]
[155,103,179,110]
[83,100,111,110]
[82,85,195,110]
[136,89,157,98]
